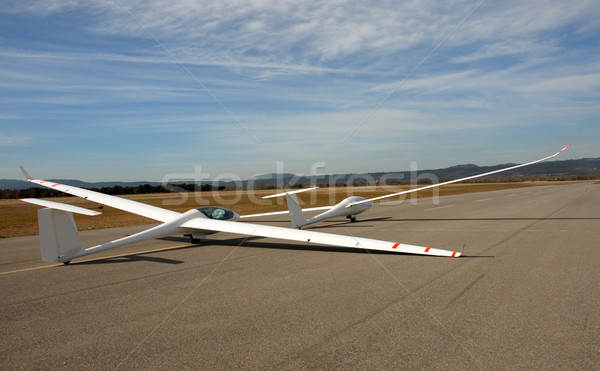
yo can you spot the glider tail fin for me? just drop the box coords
[38,208,83,263]
[285,193,308,229]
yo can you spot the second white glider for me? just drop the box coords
[244,145,570,228]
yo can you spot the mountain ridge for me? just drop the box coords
[2,157,598,190]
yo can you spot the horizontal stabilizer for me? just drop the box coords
[21,198,102,216]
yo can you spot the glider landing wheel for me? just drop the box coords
[185,234,202,244]
[63,261,71,266]
[347,215,357,222]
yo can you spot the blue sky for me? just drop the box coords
[1,0,599,182]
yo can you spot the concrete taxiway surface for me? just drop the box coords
[1,183,598,369]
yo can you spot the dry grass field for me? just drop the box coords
[0,181,583,238]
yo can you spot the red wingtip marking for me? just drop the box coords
[51,183,59,187]
[452,251,457,257]
[392,243,400,249]
[424,247,431,253]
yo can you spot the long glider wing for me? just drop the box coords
[347,145,570,208]
[180,218,460,257]
[19,166,179,222]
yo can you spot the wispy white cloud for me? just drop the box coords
[0,48,381,77]
[448,1,600,43]
[0,134,31,147]
[450,39,561,64]
[7,0,584,70]
[3,0,598,83]
[518,73,600,94]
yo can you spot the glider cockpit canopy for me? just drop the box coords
[196,206,238,221]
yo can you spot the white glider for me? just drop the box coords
[18,167,461,264]
[246,145,571,228]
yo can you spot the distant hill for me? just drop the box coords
[252,157,600,185]
[409,158,600,179]
[427,158,600,179]
[1,157,598,191]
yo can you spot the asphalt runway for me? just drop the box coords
[1,183,598,369]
